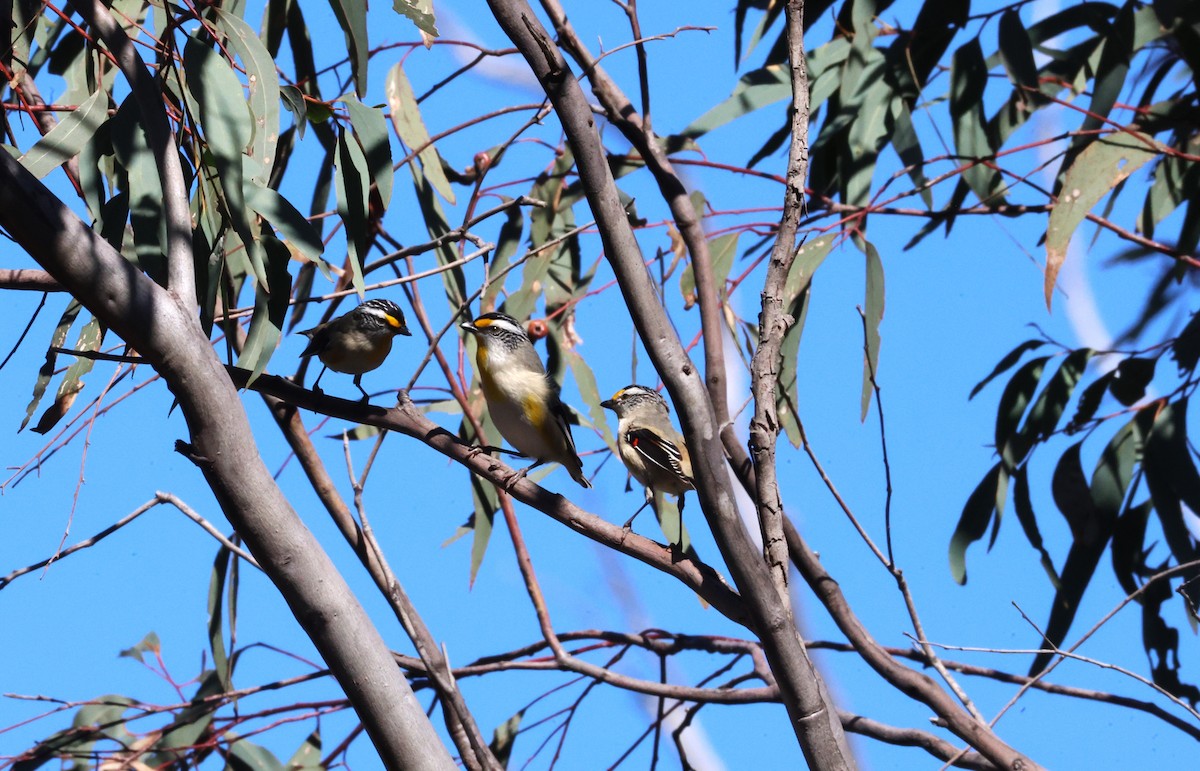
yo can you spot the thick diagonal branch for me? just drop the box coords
[77,1,194,305]
[0,148,453,770]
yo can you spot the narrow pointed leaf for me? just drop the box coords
[334,127,371,298]
[1045,131,1160,308]
[22,300,82,432]
[386,62,455,203]
[861,239,884,421]
[393,0,439,38]
[950,462,1006,584]
[328,0,369,96]
[212,8,280,183]
[19,88,108,179]
[343,95,394,208]
[971,339,1046,399]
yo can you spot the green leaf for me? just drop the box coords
[119,631,161,663]
[468,469,497,587]
[1015,348,1093,453]
[1111,499,1152,596]
[328,0,369,97]
[861,239,884,422]
[1109,356,1156,406]
[950,38,1004,204]
[19,88,108,179]
[778,234,836,447]
[679,232,738,309]
[1051,441,1096,539]
[184,36,269,297]
[393,0,439,37]
[1141,401,1200,590]
[226,737,286,771]
[208,547,232,687]
[490,709,524,768]
[236,235,292,381]
[1172,310,1200,373]
[147,670,222,765]
[950,462,1005,584]
[386,61,455,203]
[212,8,280,184]
[343,95,394,209]
[335,126,371,298]
[1068,371,1115,431]
[889,97,932,208]
[997,9,1039,92]
[280,85,308,138]
[971,339,1046,399]
[1045,130,1160,308]
[32,316,104,435]
[1012,464,1060,588]
[288,730,324,769]
[565,350,613,449]
[482,199,523,310]
[682,65,790,139]
[245,180,326,262]
[409,156,467,312]
[22,300,82,432]
[1030,422,1132,676]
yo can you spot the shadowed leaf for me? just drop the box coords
[1013,464,1060,588]
[971,339,1045,399]
[1109,356,1156,406]
[950,462,1005,584]
[22,300,82,432]
[328,0,369,96]
[19,88,108,179]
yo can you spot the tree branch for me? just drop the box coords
[481,2,853,766]
[0,268,63,291]
[0,148,454,770]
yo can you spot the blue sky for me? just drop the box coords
[1,1,1196,768]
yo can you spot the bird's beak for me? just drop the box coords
[461,321,478,335]
[600,398,615,410]
[384,314,412,336]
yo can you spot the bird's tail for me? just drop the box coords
[567,457,592,488]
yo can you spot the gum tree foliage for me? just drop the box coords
[0,0,1197,769]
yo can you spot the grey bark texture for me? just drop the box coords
[0,150,455,771]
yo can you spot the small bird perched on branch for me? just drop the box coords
[299,298,411,401]
[461,311,591,488]
[602,385,694,530]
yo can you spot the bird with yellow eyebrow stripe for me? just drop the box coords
[299,298,411,401]
[461,312,591,488]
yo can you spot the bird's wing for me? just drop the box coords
[298,323,329,358]
[625,427,693,486]
[549,397,579,453]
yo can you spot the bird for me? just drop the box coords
[298,298,411,400]
[460,311,591,488]
[601,384,695,531]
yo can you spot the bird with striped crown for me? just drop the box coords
[299,298,411,401]
[602,384,695,530]
[461,312,591,488]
